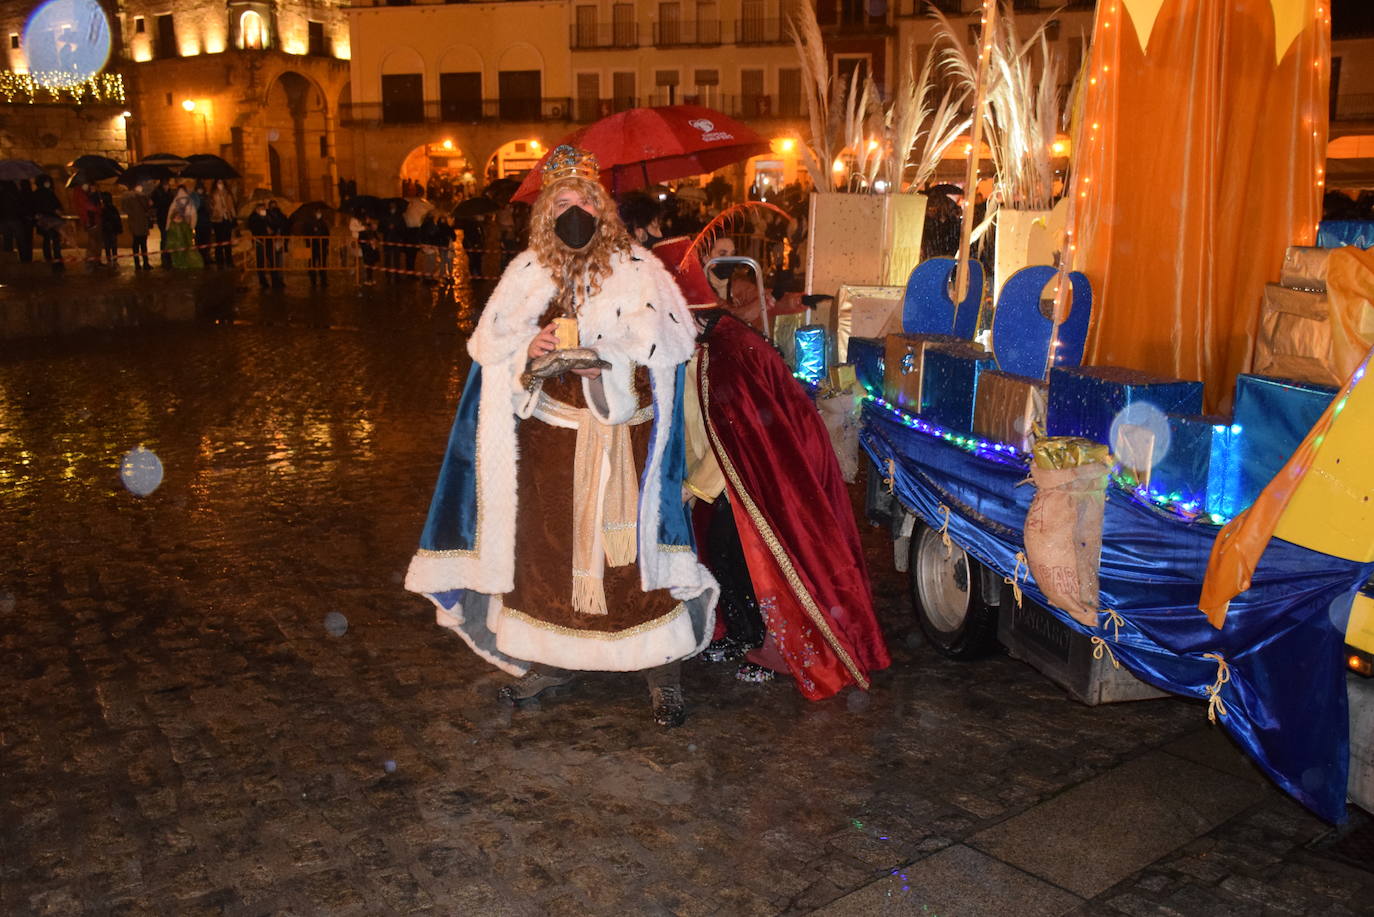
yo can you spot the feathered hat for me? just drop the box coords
[650,236,718,309]
[542,145,600,183]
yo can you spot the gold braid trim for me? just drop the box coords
[699,347,870,690]
[415,377,486,558]
[501,602,686,639]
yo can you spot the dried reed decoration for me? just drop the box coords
[930,3,1069,211]
[788,4,969,193]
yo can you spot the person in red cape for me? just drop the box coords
[642,222,890,700]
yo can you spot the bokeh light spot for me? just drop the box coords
[1109,402,1171,471]
[119,446,163,496]
[23,0,111,86]
[324,611,349,636]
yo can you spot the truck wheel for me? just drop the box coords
[909,524,1000,660]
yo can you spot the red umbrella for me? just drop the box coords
[512,105,771,203]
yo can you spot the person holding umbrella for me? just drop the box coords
[246,200,285,288]
[121,183,153,270]
[379,200,406,282]
[297,206,331,287]
[150,181,174,269]
[30,176,65,272]
[99,191,122,266]
[404,145,717,728]
[207,180,237,269]
[0,179,34,263]
[70,179,103,269]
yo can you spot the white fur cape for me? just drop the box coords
[405,245,718,674]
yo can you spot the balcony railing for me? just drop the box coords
[735,17,789,44]
[569,22,641,49]
[341,94,805,127]
[652,19,722,46]
[342,98,576,126]
[895,0,967,13]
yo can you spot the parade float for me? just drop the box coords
[787,0,1374,823]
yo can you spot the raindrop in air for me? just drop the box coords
[119,446,164,496]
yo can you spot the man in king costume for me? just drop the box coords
[404,147,718,727]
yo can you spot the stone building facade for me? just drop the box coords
[2,0,353,201]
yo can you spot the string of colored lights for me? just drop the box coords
[0,71,125,104]
[795,368,1237,527]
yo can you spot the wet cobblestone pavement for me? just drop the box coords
[2,283,1373,916]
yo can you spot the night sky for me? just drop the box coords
[1333,0,1374,39]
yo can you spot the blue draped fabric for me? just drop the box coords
[652,363,695,550]
[419,365,483,553]
[861,402,1370,823]
[1317,220,1374,250]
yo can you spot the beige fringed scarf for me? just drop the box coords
[536,391,651,617]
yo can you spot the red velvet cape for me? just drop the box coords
[696,313,890,699]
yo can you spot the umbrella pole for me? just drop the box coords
[955,0,997,306]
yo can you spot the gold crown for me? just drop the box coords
[542,145,600,182]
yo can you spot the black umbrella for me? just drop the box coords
[484,178,521,202]
[65,171,105,188]
[117,164,174,187]
[341,194,386,218]
[67,155,124,181]
[452,196,498,219]
[289,201,334,231]
[181,154,240,180]
[0,159,44,182]
[140,153,189,172]
[381,197,409,215]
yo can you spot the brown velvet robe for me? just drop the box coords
[502,310,681,639]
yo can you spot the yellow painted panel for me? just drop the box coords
[1348,592,1374,654]
[1120,0,1167,54]
[1273,387,1374,561]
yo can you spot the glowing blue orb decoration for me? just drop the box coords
[1109,401,1171,472]
[119,445,164,497]
[23,0,111,87]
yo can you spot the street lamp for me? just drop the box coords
[182,99,210,148]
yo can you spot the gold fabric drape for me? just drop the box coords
[1070,0,1330,411]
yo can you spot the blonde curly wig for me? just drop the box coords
[529,176,632,316]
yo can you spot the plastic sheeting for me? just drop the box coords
[1318,221,1374,250]
[861,402,1371,823]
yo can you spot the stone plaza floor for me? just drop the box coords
[2,275,1373,915]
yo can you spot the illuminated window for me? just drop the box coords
[239,10,265,50]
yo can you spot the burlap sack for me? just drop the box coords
[817,390,862,483]
[1023,461,1108,626]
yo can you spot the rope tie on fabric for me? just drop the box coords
[1091,636,1120,669]
[937,505,953,558]
[883,458,896,495]
[1100,607,1126,642]
[1004,552,1027,608]
[1203,652,1231,723]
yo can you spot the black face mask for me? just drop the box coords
[711,263,733,280]
[554,205,597,249]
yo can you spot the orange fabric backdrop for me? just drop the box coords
[1070,0,1329,411]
